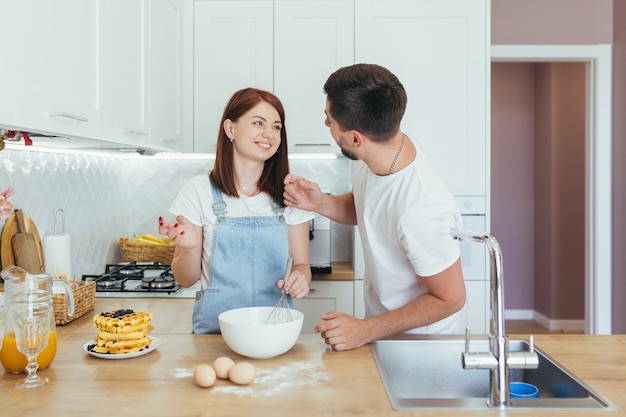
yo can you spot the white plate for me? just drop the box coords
[83,336,161,360]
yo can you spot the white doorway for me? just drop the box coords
[491,45,612,334]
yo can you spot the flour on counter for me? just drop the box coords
[211,361,333,397]
[175,368,195,379]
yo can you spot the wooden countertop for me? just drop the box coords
[1,298,625,417]
[311,261,354,281]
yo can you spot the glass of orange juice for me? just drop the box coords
[12,301,53,388]
[0,307,5,386]
[1,330,56,373]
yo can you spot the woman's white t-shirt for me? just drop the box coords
[169,174,314,289]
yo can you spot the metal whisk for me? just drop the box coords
[264,256,295,325]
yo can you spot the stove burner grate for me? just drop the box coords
[82,261,181,293]
[141,275,176,289]
[96,279,119,288]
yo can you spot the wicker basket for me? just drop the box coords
[53,280,96,326]
[119,237,175,264]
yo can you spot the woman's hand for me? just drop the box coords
[278,268,310,299]
[158,215,202,249]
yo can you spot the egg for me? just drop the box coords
[194,364,216,388]
[213,356,235,379]
[228,362,256,385]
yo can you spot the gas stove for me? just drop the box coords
[82,262,198,298]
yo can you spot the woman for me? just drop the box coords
[159,88,313,333]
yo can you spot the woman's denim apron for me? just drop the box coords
[192,182,290,333]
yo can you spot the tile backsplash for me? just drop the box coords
[0,147,352,279]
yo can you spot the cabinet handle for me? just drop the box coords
[120,129,146,136]
[308,287,316,293]
[48,112,88,123]
[158,138,179,144]
[294,143,331,148]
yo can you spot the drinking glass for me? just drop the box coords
[0,307,5,387]
[11,299,52,389]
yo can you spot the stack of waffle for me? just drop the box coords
[89,309,154,354]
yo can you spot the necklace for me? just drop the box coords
[389,134,405,175]
[239,183,258,197]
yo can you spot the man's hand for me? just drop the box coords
[283,173,323,211]
[314,311,370,351]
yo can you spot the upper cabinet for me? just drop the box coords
[0,0,186,152]
[100,0,148,146]
[188,1,488,197]
[10,0,101,139]
[0,2,18,127]
[355,0,488,196]
[189,0,352,153]
[1,0,487,191]
[274,1,353,153]
[191,1,273,153]
[148,0,187,152]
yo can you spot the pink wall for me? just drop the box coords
[492,62,586,320]
[533,64,554,317]
[491,0,626,331]
[535,63,586,320]
[492,0,613,44]
[490,63,535,310]
[611,0,626,334]
[550,63,586,319]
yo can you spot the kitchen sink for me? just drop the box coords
[371,335,617,411]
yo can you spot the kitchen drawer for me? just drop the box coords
[293,280,354,333]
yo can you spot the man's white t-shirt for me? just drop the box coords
[351,138,463,334]
[169,174,314,289]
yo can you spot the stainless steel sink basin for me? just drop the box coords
[371,336,617,411]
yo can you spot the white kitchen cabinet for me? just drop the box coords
[353,279,365,319]
[12,0,101,139]
[458,213,488,282]
[274,0,353,153]
[148,0,186,152]
[189,0,488,163]
[1,0,186,152]
[459,280,489,334]
[100,0,148,146]
[0,1,17,127]
[355,0,488,196]
[192,0,273,153]
[458,213,488,333]
[101,0,185,151]
[189,0,351,153]
[293,280,354,333]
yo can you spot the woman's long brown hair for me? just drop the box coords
[209,88,289,207]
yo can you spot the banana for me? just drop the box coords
[133,236,161,245]
[142,234,168,244]
[133,233,167,245]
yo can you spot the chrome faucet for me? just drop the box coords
[450,227,538,408]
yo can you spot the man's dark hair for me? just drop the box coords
[323,63,407,143]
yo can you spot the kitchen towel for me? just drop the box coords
[44,234,72,280]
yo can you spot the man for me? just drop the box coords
[283,63,466,351]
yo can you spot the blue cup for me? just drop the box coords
[510,382,539,398]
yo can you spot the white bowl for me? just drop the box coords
[218,306,304,359]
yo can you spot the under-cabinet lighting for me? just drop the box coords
[4,143,342,161]
[288,153,339,160]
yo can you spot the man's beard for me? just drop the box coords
[339,142,358,161]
